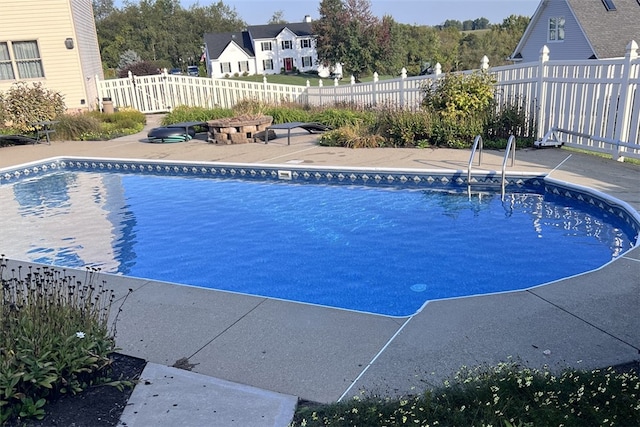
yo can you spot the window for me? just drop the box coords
[301,56,312,67]
[263,59,273,70]
[0,42,15,80]
[281,40,292,50]
[602,0,617,10]
[548,17,565,41]
[261,42,272,51]
[300,39,312,49]
[220,62,231,74]
[238,61,249,72]
[0,40,44,80]
[13,41,44,78]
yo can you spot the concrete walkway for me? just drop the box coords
[1,116,639,426]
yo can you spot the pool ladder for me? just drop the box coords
[467,135,516,200]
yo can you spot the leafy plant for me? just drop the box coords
[376,109,433,147]
[162,105,234,125]
[291,361,640,426]
[319,122,384,148]
[0,82,65,133]
[0,256,132,424]
[53,113,102,140]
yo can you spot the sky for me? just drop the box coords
[114,0,540,26]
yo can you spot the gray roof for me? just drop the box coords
[204,22,313,60]
[204,31,254,59]
[246,22,314,40]
[566,0,640,58]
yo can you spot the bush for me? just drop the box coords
[376,110,434,148]
[0,257,130,424]
[319,122,384,148]
[310,108,376,129]
[0,82,65,133]
[420,71,495,148]
[53,113,102,141]
[486,97,537,144]
[291,361,640,426]
[264,106,312,124]
[162,106,234,125]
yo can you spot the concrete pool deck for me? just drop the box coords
[1,114,639,426]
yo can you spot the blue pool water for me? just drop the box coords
[1,171,636,316]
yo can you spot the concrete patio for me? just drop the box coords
[1,115,638,426]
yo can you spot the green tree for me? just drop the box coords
[95,0,245,72]
[268,10,287,24]
[313,0,390,81]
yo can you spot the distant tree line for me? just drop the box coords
[92,0,529,79]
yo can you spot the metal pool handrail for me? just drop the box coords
[501,135,516,200]
[467,135,483,185]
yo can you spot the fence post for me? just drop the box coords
[612,40,638,161]
[263,75,268,103]
[536,45,550,141]
[318,79,323,106]
[434,63,442,76]
[373,72,379,107]
[350,75,355,104]
[128,71,140,111]
[400,67,407,108]
[480,55,489,71]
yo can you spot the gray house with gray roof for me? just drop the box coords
[510,0,640,62]
[203,18,320,78]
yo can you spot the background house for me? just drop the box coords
[204,17,318,78]
[0,0,104,111]
[510,0,640,62]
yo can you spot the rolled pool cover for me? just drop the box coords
[147,127,196,143]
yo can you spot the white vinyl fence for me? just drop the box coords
[97,41,640,160]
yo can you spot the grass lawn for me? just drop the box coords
[228,72,397,86]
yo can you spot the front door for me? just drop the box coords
[284,57,294,72]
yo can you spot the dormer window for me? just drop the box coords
[548,16,565,42]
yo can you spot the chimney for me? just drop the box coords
[304,15,311,23]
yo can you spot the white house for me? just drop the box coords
[204,18,319,78]
[510,0,640,62]
[0,0,104,110]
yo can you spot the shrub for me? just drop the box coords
[0,257,130,424]
[421,71,495,120]
[310,108,376,129]
[162,106,234,125]
[319,122,384,148]
[420,71,495,148]
[0,82,65,133]
[486,97,537,144]
[291,361,640,426]
[53,113,102,141]
[376,110,434,148]
[265,106,312,124]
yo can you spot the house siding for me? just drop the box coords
[0,0,102,110]
[206,22,319,78]
[70,0,104,108]
[519,0,594,61]
[211,42,254,78]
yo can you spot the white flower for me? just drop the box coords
[76,331,86,339]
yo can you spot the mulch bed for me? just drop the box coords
[6,353,146,427]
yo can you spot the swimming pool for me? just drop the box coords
[1,158,638,316]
